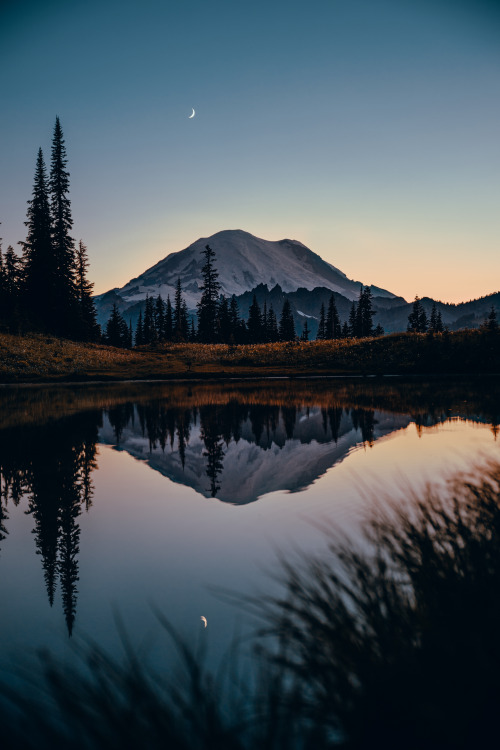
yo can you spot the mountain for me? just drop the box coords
[93,228,499,335]
[94,229,397,325]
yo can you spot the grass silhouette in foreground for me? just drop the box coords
[3,461,500,748]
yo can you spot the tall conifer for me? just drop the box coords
[279,299,296,341]
[21,148,57,332]
[49,117,78,334]
[196,244,220,342]
[75,240,99,340]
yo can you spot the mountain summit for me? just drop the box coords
[100,229,397,311]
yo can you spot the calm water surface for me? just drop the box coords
[0,378,499,673]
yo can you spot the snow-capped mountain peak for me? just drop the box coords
[100,229,396,311]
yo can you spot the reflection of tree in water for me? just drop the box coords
[321,406,343,443]
[0,412,99,635]
[350,407,376,445]
[108,403,135,444]
[199,407,225,497]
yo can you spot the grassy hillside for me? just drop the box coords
[0,330,499,383]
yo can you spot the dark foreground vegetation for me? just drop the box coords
[2,461,500,749]
[0,327,499,383]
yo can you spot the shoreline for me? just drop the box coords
[1,330,499,386]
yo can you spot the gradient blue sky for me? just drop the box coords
[1,0,499,302]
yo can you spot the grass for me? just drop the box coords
[0,329,499,383]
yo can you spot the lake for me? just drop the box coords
[1,376,500,725]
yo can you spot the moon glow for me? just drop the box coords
[189,108,195,118]
[200,616,207,628]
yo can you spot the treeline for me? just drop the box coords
[107,245,385,348]
[0,118,99,341]
[105,245,300,347]
[407,295,498,333]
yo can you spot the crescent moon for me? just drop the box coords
[200,616,207,628]
[189,108,195,119]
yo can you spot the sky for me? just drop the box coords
[1,0,499,303]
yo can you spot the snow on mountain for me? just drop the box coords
[97,229,397,312]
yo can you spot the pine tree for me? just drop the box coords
[155,295,165,340]
[317,303,326,340]
[196,244,221,343]
[105,303,128,347]
[143,295,157,344]
[75,240,99,341]
[49,117,78,335]
[279,299,295,341]
[21,148,58,332]
[164,295,173,340]
[429,302,438,332]
[173,278,186,341]
[181,300,189,340]
[189,317,197,342]
[229,295,240,343]
[348,301,357,338]
[267,304,279,342]
[217,295,231,342]
[0,235,21,331]
[354,286,364,338]
[325,294,341,339]
[374,323,384,337]
[341,320,349,338]
[407,296,427,333]
[262,301,269,343]
[0,235,7,329]
[418,303,428,333]
[247,294,263,343]
[486,305,498,331]
[360,286,374,337]
[135,311,144,346]
[301,320,310,341]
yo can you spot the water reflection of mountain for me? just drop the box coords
[99,405,411,504]
[1,379,499,635]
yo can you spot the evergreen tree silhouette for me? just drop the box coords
[486,305,499,331]
[325,294,341,339]
[21,148,57,332]
[247,294,263,343]
[164,295,173,340]
[154,295,165,340]
[229,295,241,342]
[173,278,188,341]
[359,286,374,337]
[135,310,144,346]
[348,300,357,337]
[196,245,220,342]
[75,240,99,340]
[317,303,326,340]
[407,296,427,333]
[267,303,279,342]
[143,295,157,344]
[105,303,129,347]
[217,295,231,342]
[49,116,78,336]
[301,320,310,341]
[199,408,225,497]
[279,299,295,341]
